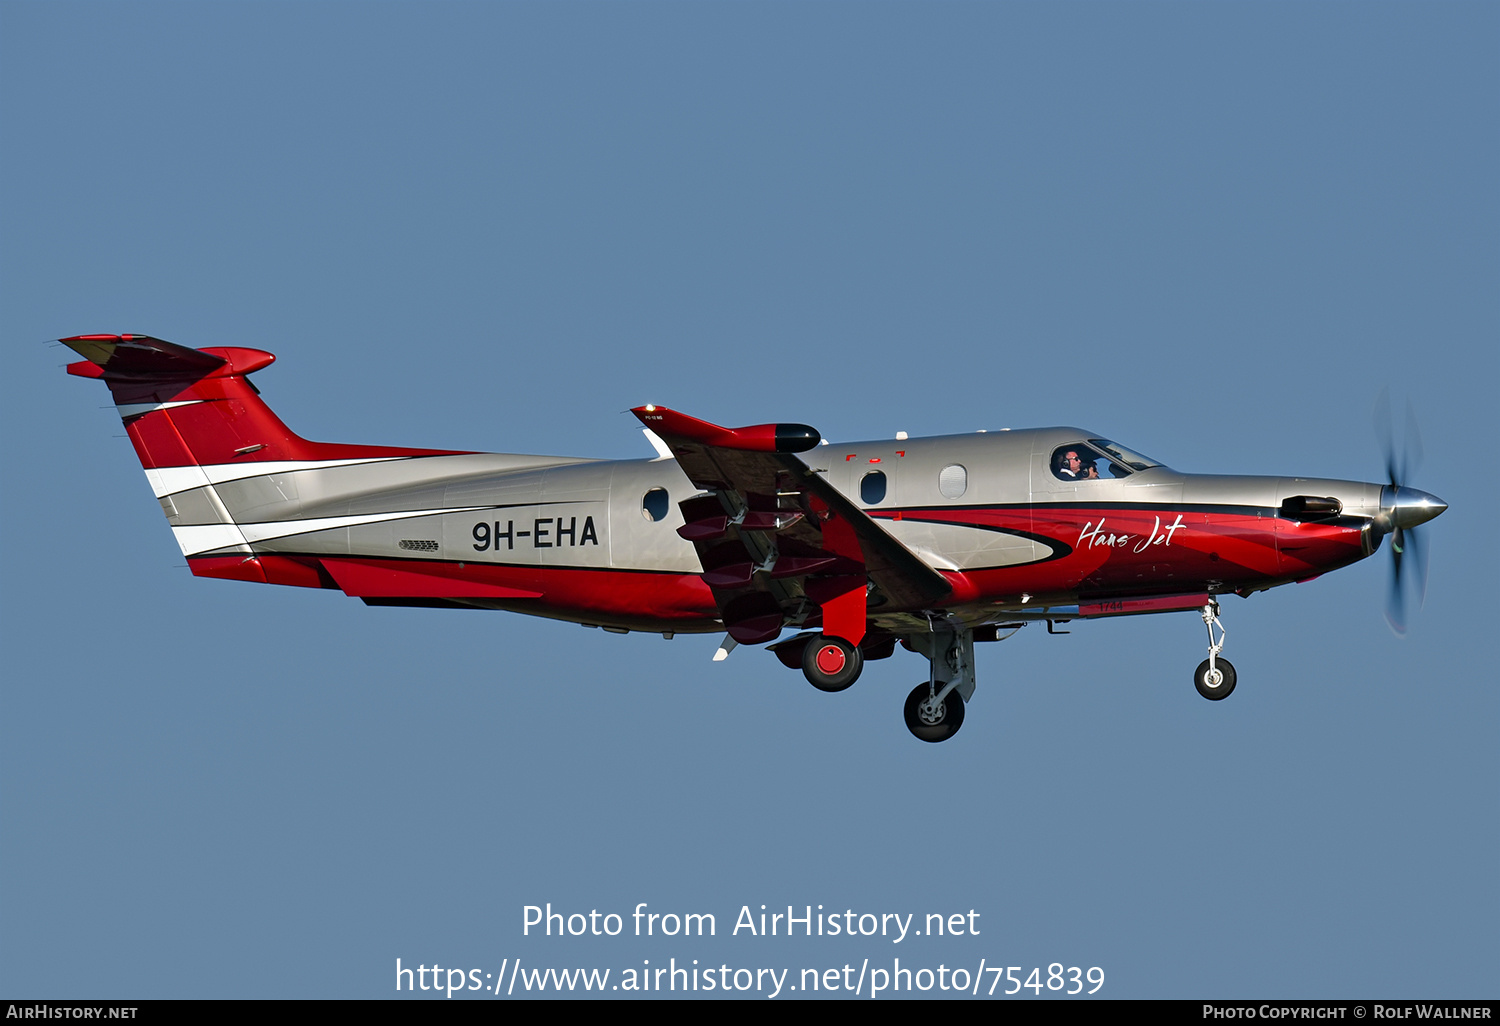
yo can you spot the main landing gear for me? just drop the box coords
[901,623,975,743]
[777,622,977,742]
[800,635,863,692]
[903,682,965,743]
[1194,600,1236,701]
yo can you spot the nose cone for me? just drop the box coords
[1387,486,1448,529]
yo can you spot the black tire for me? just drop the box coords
[802,636,863,692]
[1194,658,1237,701]
[903,682,965,742]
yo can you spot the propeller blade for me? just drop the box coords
[1374,389,1433,636]
[1374,387,1397,485]
[1407,524,1428,614]
[1385,547,1408,636]
[1404,399,1423,481]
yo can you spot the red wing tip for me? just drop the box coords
[632,403,684,420]
[632,405,723,434]
[631,406,820,453]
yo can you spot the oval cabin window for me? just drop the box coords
[939,464,967,499]
[861,471,887,504]
[642,487,670,522]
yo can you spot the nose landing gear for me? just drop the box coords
[1194,601,1236,700]
[903,681,966,742]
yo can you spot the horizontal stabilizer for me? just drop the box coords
[61,334,263,379]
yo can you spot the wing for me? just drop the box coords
[632,406,952,645]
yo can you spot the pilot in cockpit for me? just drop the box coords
[1054,448,1099,481]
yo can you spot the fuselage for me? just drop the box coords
[172,425,1390,634]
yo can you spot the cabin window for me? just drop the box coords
[939,464,967,499]
[860,471,887,504]
[642,487,670,522]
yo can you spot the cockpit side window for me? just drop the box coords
[1051,443,1130,482]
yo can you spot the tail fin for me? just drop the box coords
[63,334,457,468]
[63,334,465,585]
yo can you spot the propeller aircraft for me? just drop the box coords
[61,334,1447,742]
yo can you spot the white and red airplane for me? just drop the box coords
[63,334,1446,741]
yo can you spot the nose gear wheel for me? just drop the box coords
[1194,657,1237,700]
[903,682,965,742]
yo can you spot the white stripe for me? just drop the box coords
[143,457,405,498]
[171,506,492,556]
[237,507,491,545]
[145,466,211,497]
[169,524,248,557]
[116,400,205,418]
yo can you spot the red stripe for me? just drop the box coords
[196,504,1367,630]
[324,559,543,599]
[315,558,719,623]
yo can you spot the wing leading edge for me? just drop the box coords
[631,405,952,645]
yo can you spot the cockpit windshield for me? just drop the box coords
[1088,439,1163,472]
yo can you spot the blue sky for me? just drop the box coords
[2,1,1495,999]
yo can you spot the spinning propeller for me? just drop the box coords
[1373,389,1446,635]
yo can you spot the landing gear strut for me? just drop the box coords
[901,622,975,742]
[1194,601,1236,701]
